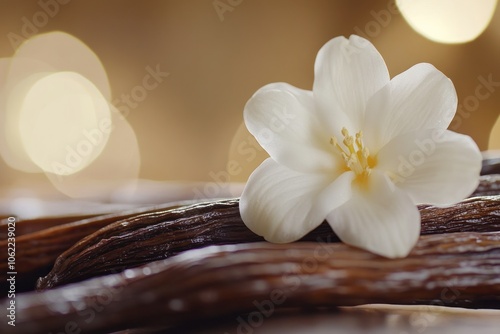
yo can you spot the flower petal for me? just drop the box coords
[327,171,421,258]
[240,158,354,243]
[244,82,340,173]
[313,35,390,133]
[376,129,482,205]
[364,63,457,152]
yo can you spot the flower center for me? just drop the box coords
[330,127,375,179]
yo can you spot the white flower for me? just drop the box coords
[240,35,482,258]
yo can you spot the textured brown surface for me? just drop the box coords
[161,305,500,334]
[0,214,98,237]
[472,174,500,196]
[0,200,196,287]
[0,175,496,290]
[37,194,500,290]
[4,232,500,334]
[2,173,500,333]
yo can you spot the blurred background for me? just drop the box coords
[0,0,499,213]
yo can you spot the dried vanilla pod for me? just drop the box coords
[0,214,98,237]
[1,174,498,288]
[36,199,264,289]
[0,200,198,287]
[37,195,500,290]
[481,157,500,175]
[7,231,500,334]
[418,195,500,233]
[2,174,499,290]
[471,174,500,197]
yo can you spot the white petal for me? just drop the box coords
[240,158,354,243]
[313,35,390,133]
[364,63,457,152]
[244,82,340,173]
[327,171,421,258]
[376,129,482,205]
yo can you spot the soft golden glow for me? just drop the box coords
[0,65,47,173]
[0,31,141,199]
[488,115,500,149]
[0,31,112,173]
[19,71,111,175]
[13,31,111,100]
[397,0,498,43]
[45,106,141,200]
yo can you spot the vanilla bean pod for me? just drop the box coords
[37,195,500,290]
[2,175,499,290]
[0,201,196,289]
[471,174,500,197]
[6,231,500,334]
[481,157,500,175]
[0,214,98,237]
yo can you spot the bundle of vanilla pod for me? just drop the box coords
[1,161,500,334]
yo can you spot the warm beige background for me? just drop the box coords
[0,0,499,189]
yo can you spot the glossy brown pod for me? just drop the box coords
[5,231,500,334]
[0,201,195,287]
[37,194,500,290]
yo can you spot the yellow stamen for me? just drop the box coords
[330,127,375,181]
